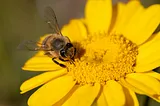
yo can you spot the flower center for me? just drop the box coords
[67,33,138,85]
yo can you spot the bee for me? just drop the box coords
[18,7,76,68]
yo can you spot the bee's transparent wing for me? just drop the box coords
[44,7,62,35]
[17,40,50,51]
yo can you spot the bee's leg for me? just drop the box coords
[59,57,69,62]
[59,57,75,65]
[52,58,66,68]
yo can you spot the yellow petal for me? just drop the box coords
[63,83,100,106]
[103,80,125,106]
[137,32,160,64]
[92,91,108,106]
[143,71,160,81]
[110,2,126,33]
[148,94,160,102]
[122,4,160,45]
[85,0,112,33]
[135,32,160,72]
[115,0,144,35]
[28,75,76,106]
[61,19,87,42]
[119,78,144,94]
[149,97,160,103]
[125,73,160,97]
[22,51,63,71]
[123,87,139,106]
[20,69,66,94]
[95,91,108,106]
[134,59,160,73]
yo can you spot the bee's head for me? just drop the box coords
[60,43,76,60]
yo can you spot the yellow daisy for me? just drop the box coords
[20,0,160,106]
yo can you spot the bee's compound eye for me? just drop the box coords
[60,50,66,58]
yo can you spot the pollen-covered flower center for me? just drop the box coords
[67,34,138,85]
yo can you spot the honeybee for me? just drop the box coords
[18,7,76,68]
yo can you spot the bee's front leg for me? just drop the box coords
[52,58,66,68]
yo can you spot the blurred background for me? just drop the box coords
[0,0,160,106]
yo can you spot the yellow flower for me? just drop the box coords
[20,0,160,106]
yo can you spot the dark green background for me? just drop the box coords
[0,0,160,106]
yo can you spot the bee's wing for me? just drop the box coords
[44,7,62,36]
[17,40,51,51]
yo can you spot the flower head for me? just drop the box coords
[20,0,160,106]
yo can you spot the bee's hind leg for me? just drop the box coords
[52,58,66,68]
